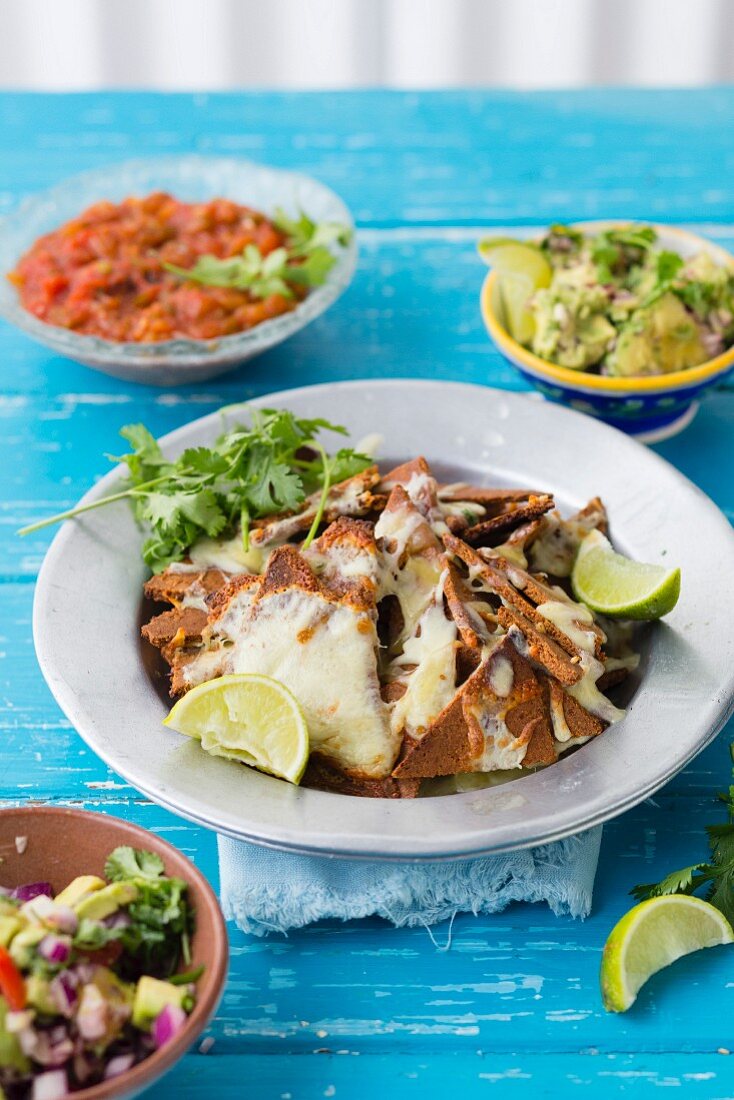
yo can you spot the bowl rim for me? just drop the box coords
[0,153,357,365]
[0,805,228,1100]
[480,221,734,394]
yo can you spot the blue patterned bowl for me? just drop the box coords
[481,223,734,442]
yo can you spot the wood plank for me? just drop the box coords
[1,90,734,227]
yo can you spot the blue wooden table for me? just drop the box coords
[1,89,734,1098]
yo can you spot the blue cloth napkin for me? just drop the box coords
[217,827,602,937]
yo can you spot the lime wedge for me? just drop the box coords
[164,673,309,785]
[571,530,681,620]
[478,240,552,344]
[600,896,733,1012]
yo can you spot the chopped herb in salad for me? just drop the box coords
[0,847,199,1098]
[480,224,734,376]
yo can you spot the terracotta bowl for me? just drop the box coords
[0,806,228,1099]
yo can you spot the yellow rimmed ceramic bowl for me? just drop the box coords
[481,222,734,443]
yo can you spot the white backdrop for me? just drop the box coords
[1,0,733,90]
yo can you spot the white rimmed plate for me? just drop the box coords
[33,380,734,859]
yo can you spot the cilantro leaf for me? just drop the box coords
[245,450,303,515]
[163,211,350,300]
[657,250,684,284]
[630,742,734,927]
[105,846,166,882]
[101,847,193,980]
[630,863,712,902]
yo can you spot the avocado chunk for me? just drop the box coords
[55,874,106,908]
[0,917,22,949]
[26,974,57,1015]
[74,881,138,921]
[9,925,45,969]
[607,292,708,377]
[132,976,187,1031]
[0,998,30,1072]
[532,275,616,370]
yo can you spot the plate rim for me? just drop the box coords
[32,379,734,860]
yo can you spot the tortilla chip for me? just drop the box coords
[463,495,555,546]
[497,608,583,686]
[394,636,553,778]
[144,566,230,607]
[303,753,420,799]
[142,606,208,649]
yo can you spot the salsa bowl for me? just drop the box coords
[481,223,734,443]
[0,156,356,386]
[0,806,228,1099]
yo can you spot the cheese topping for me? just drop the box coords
[536,599,599,654]
[389,588,458,739]
[189,534,266,575]
[188,586,397,778]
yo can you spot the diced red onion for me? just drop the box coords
[76,984,107,1041]
[20,895,57,923]
[12,882,52,902]
[103,911,131,930]
[39,934,72,964]
[152,1003,187,1048]
[50,972,78,1017]
[73,962,96,985]
[104,1053,135,1080]
[31,1069,68,1100]
[44,905,77,935]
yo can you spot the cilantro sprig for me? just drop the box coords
[592,225,657,283]
[164,208,351,300]
[631,743,734,926]
[18,408,372,572]
[70,847,194,981]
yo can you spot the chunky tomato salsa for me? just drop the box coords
[9,192,300,342]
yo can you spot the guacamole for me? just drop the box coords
[516,224,733,376]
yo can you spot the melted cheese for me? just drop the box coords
[189,587,397,778]
[488,652,514,698]
[536,599,624,725]
[375,505,442,644]
[567,652,626,724]
[389,594,457,739]
[536,599,599,654]
[189,534,266,575]
[468,706,528,772]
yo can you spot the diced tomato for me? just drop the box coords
[8,193,295,343]
[0,946,26,1011]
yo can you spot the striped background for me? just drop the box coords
[2,0,734,91]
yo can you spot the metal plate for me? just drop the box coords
[33,380,734,859]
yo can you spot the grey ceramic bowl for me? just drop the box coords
[32,380,734,860]
[0,156,356,385]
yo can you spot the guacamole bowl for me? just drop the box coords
[481,223,734,443]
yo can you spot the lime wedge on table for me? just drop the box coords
[571,530,681,620]
[600,896,733,1012]
[478,239,552,345]
[164,674,309,785]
